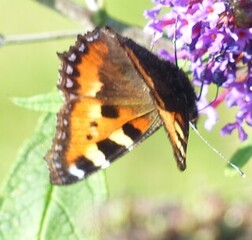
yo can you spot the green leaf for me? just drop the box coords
[225,139,252,176]
[11,92,63,113]
[0,112,107,240]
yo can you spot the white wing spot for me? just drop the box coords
[66,77,74,88]
[53,152,59,160]
[69,165,85,179]
[66,64,73,74]
[69,93,77,100]
[109,128,133,147]
[55,144,63,151]
[101,160,110,169]
[85,144,107,167]
[58,131,66,140]
[93,32,99,40]
[68,53,77,62]
[63,119,68,126]
[54,162,62,168]
[79,43,85,52]
[86,36,94,42]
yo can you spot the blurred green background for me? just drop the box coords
[1,0,251,203]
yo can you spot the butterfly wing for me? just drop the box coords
[118,36,198,170]
[157,109,190,170]
[45,28,161,185]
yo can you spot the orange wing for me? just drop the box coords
[45,28,161,185]
[45,27,198,185]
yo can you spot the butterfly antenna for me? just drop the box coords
[189,122,245,177]
[198,85,220,112]
[197,78,204,101]
[150,36,154,52]
[173,15,179,67]
[150,30,159,52]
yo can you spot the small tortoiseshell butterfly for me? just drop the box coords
[45,27,198,185]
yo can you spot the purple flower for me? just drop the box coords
[145,0,252,141]
[197,86,218,130]
[221,122,248,141]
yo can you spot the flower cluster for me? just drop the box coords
[144,0,252,141]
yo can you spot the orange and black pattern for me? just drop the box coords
[45,27,198,185]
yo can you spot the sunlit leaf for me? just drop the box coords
[11,92,63,113]
[0,112,107,240]
[225,139,252,176]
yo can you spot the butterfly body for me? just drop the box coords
[45,27,198,185]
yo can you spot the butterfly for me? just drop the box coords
[45,27,198,185]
